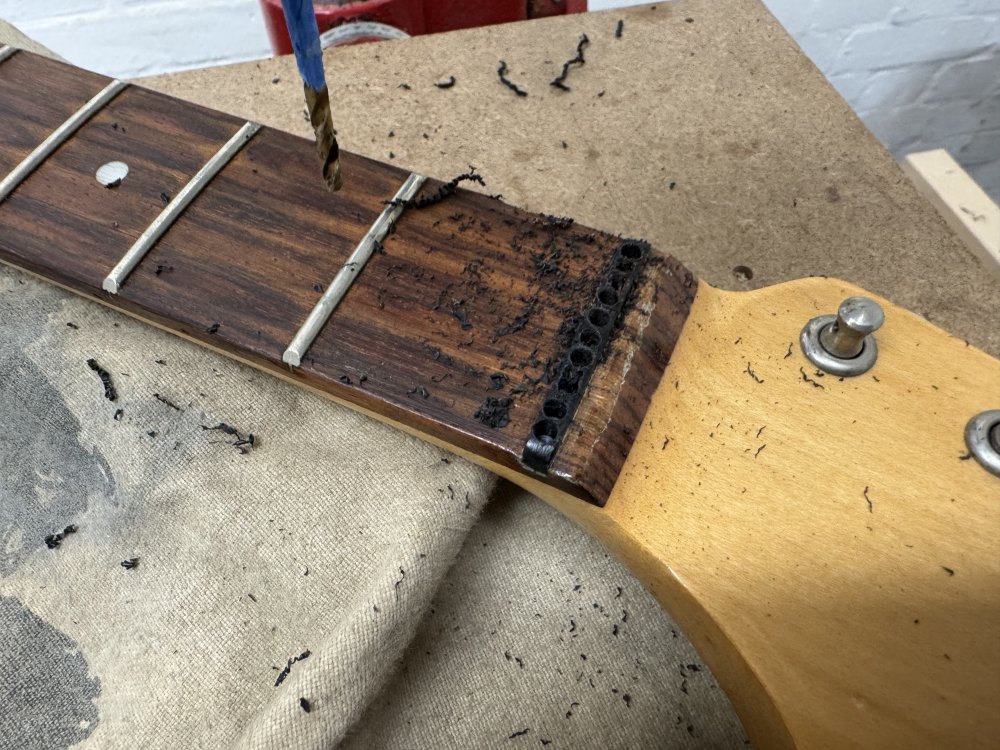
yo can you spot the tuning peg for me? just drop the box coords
[966,410,1000,477]
[800,296,884,376]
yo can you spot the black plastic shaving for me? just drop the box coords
[497,61,528,97]
[394,567,406,600]
[387,167,485,210]
[450,301,472,330]
[274,650,311,687]
[121,557,139,570]
[615,19,624,38]
[153,393,182,411]
[201,423,255,454]
[232,435,256,455]
[799,367,825,389]
[202,422,239,436]
[44,525,78,550]
[745,362,764,384]
[86,358,117,401]
[551,34,589,91]
[299,697,311,713]
[475,397,512,428]
[434,75,456,89]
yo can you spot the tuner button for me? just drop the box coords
[800,296,884,377]
[819,297,885,359]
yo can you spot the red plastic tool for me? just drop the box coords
[260,0,589,53]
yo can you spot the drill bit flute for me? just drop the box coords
[281,0,343,191]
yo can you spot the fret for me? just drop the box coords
[0,53,112,179]
[283,172,427,367]
[0,49,692,505]
[0,59,255,293]
[0,79,127,204]
[0,45,16,65]
[103,120,261,294]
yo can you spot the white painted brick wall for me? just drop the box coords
[772,0,1000,203]
[0,0,271,77]
[1,0,998,201]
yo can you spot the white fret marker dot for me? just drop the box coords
[96,161,128,188]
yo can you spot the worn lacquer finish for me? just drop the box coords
[533,279,1000,749]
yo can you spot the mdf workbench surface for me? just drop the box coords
[145,0,1000,355]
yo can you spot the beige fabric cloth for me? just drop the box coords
[0,265,488,747]
[0,260,744,750]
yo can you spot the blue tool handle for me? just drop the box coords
[281,0,326,91]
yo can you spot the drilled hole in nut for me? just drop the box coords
[733,265,753,282]
[589,308,610,327]
[570,347,594,367]
[579,327,600,347]
[598,288,619,306]
[609,273,626,290]
[543,399,567,419]
[532,419,559,443]
[620,243,643,259]
[558,375,580,394]
[616,259,634,272]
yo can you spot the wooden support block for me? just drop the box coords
[901,149,1000,280]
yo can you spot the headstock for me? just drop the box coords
[525,277,1000,749]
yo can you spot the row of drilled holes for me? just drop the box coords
[531,242,646,445]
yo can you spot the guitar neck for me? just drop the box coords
[0,48,694,505]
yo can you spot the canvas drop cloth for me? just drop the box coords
[0,257,746,750]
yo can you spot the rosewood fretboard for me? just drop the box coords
[0,48,694,504]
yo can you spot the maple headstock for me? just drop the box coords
[520,277,1000,749]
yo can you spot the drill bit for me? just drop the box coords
[281,0,342,191]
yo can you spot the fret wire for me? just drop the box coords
[0,45,17,65]
[283,172,428,368]
[103,120,261,294]
[0,78,127,205]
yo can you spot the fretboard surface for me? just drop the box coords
[0,49,695,504]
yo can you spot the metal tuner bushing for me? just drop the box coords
[965,410,1000,478]
[801,296,885,377]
